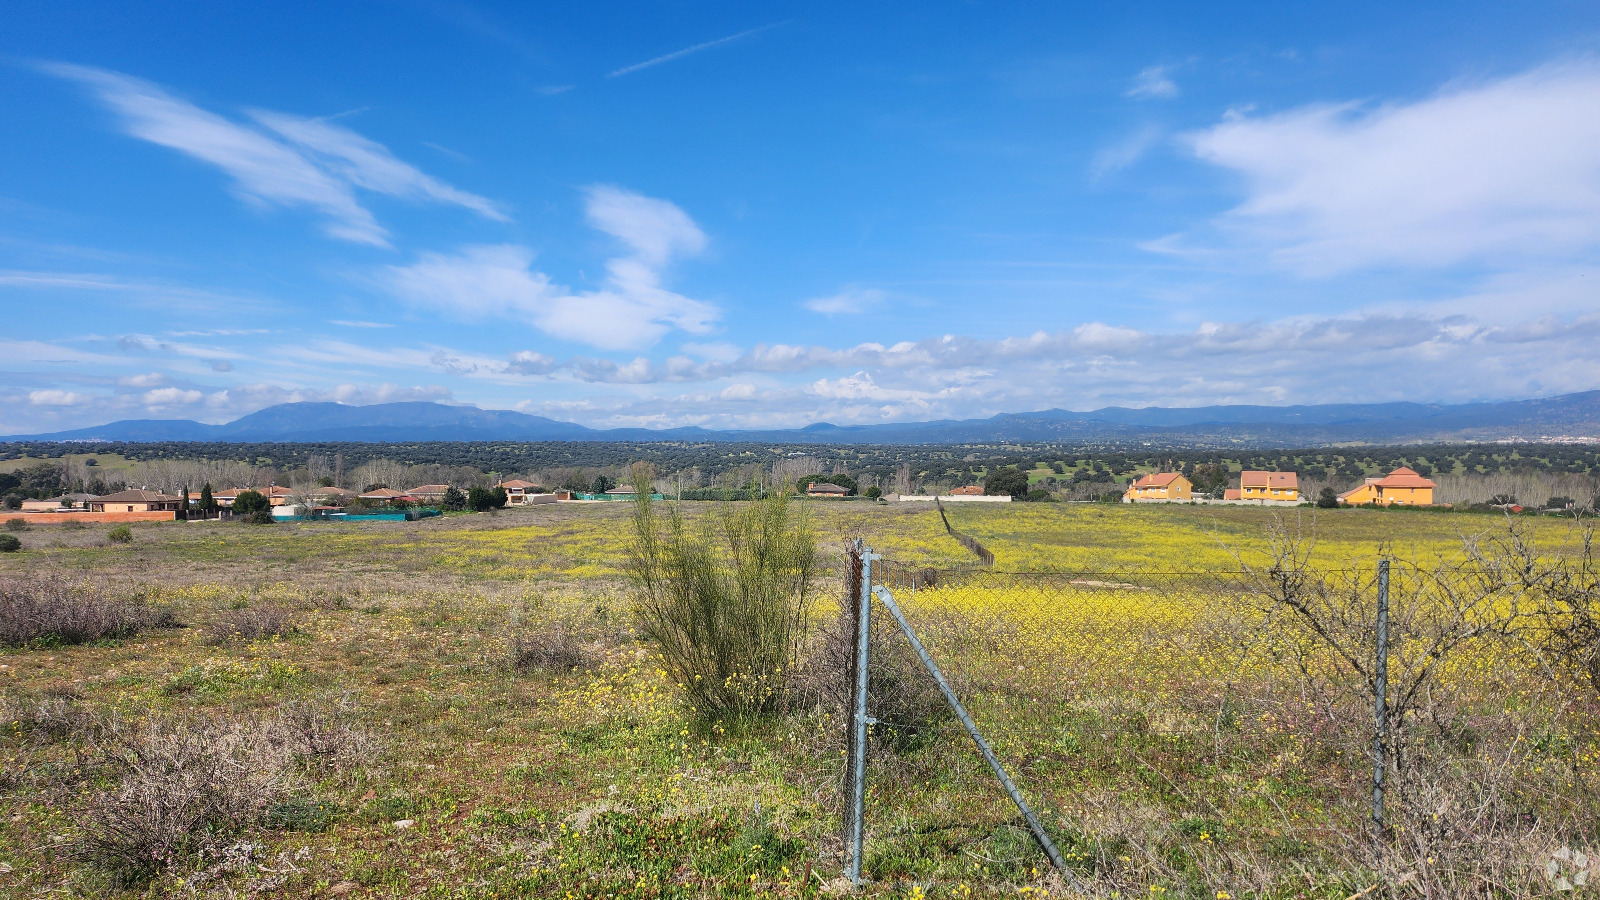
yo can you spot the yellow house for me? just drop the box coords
[1339,466,1437,506]
[1240,471,1299,502]
[1124,472,1192,502]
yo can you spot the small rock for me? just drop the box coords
[327,881,359,896]
[392,819,415,830]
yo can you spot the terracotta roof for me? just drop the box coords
[1131,472,1184,489]
[406,484,452,494]
[1372,466,1437,488]
[1241,471,1298,489]
[806,482,850,494]
[312,486,357,497]
[1223,488,1243,500]
[497,479,536,489]
[949,485,985,495]
[358,488,407,499]
[95,489,181,502]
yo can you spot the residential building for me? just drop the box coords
[89,489,183,513]
[497,479,539,505]
[806,482,851,497]
[1239,471,1300,502]
[406,484,452,503]
[1338,467,1438,506]
[949,485,985,496]
[358,488,409,504]
[1123,472,1193,502]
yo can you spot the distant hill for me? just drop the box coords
[7,392,1600,447]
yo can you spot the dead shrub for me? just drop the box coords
[1,687,94,742]
[205,604,294,644]
[509,619,603,673]
[77,717,292,885]
[791,603,950,750]
[272,697,379,773]
[0,576,177,647]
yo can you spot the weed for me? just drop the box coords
[108,524,133,544]
[205,604,295,644]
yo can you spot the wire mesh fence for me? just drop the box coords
[839,541,1599,896]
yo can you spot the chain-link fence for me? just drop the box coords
[839,541,1596,896]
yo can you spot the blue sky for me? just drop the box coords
[4,2,1600,433]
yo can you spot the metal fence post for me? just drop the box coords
[872,584,1087,894]
[846,541,874,885]
[1372,558,1390,837]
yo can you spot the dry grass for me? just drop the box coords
[204,604,295,644]
[0,576,177,647]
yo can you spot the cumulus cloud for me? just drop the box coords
[143,387,203,407]
[385,187,717,350]
[45,63,504,245]
[1180,60,1600,274]
[28,390,86,406]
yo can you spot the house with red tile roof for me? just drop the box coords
[1123,472,1193,502]
[1339,467,1437,506]
[1240,471,1299,502]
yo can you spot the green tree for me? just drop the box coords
[199,483,218,520]
[178,486,189,521]
[441,486,467,511]
[591,474,614,494]
[233,490,270,515]
[864,486,882,499]
[984,469,1030,500]
[1317,487,1339,508]
[467,486,505,512]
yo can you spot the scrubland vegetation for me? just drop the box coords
[0,501,1596,897]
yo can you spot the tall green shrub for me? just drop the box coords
[629,464,819,718]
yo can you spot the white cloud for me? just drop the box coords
[46,63,504,245]
[118,372,167,387]
[1090,125,1163,179]
[804,288,885,316]
[28,390,86,406]
[1183,60,1600,274]
[385,187,717,350]
[583,185,707,265]
[143,387,203,407]
[1126,65,1178,99]
[251,111,508,222]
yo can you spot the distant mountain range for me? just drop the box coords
[7,392,1600,447]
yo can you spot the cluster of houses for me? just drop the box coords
[1124,466,1439,507]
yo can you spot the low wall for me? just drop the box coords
[896,494,1013,503]
[8,510,178,525]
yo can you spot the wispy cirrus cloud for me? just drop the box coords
[1126,65,1178,99]
[383,186,717,350]
[606,22,788,78]
[44,63,505,246]
[804,287,885,316]
[1173,60,1600,274]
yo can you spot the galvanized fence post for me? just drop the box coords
[871,584,1087,894]
[1372,558,1390,837]
[846,541,874,885]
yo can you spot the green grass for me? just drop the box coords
[0,502,1591,897]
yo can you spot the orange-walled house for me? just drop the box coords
[1339,467,1437,506]
[1123,472,1193,502]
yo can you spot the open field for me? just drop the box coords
[1,503,1596,898]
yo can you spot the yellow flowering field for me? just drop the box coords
[0,501,1594,898]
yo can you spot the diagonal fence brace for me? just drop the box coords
[871,584,1088,893]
